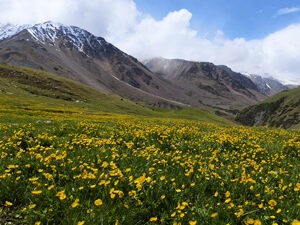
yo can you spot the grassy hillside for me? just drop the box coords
[236,86,300,129]
[0,64,233,125]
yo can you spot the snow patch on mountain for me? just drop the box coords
[0,21,107,53]
[0,23,31,41]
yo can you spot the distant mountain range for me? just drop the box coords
[247,74,293,97]
[0,22,297,112]
[143,58,268,109]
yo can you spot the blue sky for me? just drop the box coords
[135,0,300,40]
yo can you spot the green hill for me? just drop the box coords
[0,64,233,125]
[235,86,300,129]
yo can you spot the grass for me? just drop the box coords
[0,112,299,225]
[261,87,300,104]
[0,63,299,225]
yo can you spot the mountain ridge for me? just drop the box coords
[0,22,194,109]
[143,57,267,109]
[1,22,292,113]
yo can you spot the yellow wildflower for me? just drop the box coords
[150,217,158,222]
[292,220,300,225]
[72,199,80,208]
[268,200,277,206]
[254,220,261,225]
[225,191,230,198]
[94,199,103,206]
[5,201,13,206]
[211,212,218,218]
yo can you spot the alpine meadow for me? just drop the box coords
[0,1,300,225]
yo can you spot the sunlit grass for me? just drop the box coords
[0,109,299,224]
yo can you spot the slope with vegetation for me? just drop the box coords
[235,87,300,129]
[0,63,233,125]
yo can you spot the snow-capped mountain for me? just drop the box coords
[0,23,31,41]
[0,21,112,54]
[0,21,189,109]
[248,74,289,96]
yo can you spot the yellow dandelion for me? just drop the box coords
[5,201,13,206]
[254,220,261,225]
[56,190,66,200]
[268,200,277,206]
[276,208,281,213]
[292,220,300,225]
[72,199,80,208]
[149,217,158,222]
[246,218,254,224]
[94,199,103,206]
[225,191,230,198]
[32,190,42,195]
[225,198,231,203]
[29,204,36,209]
[211,212,218,218]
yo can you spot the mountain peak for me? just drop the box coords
[0,23,31,41]
[0,21,109,54]
[27,22,91,51]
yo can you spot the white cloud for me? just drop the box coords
[110,8,300,84]
[0,0,140,37]
[276,7,300,16]
[0,0,299,84]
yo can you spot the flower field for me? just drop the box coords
[0,112,299,225]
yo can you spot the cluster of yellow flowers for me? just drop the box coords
[0,114,299,224]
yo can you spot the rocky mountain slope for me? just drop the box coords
[248,74,290,96]
[235,87,300,129]
[0,22,192,109]
[143,57,266,109]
